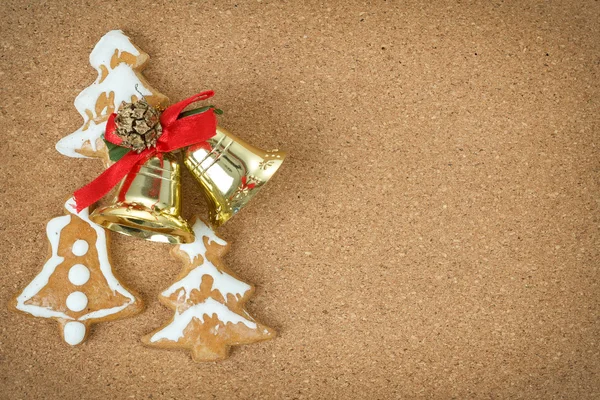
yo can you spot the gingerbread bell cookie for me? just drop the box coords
[142,217,275,361]
[55,30,168,161]
[9,198,143,345]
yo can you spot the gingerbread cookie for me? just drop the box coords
[56,30,169,161]
[142,217,275,361]
[9,198,143,346]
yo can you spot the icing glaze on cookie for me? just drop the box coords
[56,119,108,158]
[72,239,89,256]
[89,30,141,69]
[63,198,138,321]
[162,258,251,303]
[66,291,88,312]
[63,321,86,345]
[68,264,90,286]
[164,220,249,302]
[150,298,257,343]
[178,220,228,264]
[56,30,164,158]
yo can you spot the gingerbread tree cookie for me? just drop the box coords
[9,198,143,346]
[56,30,169,160]
[142,218,275,361]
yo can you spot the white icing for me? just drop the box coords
[178,220,227,264]
[64,198,137,321]
[71,239,89,256]
[74,64,152,118]
[89,30,140,69]
[15,215,74,320]
[55,119,107,158]
[162,258,250,303]
[163,219,247,303]
[150,298,257,343]
[66,291,88,312]
[63,321,86,346]
[77,304,131,321]
[56,30,155,158]
[68,264,90,286]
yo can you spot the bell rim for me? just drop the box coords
[90,206,195,244]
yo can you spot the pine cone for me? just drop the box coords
[114,99,163,153]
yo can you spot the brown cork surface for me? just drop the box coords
[1,1,598,398]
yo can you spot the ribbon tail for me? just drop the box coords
[73,151,150,212]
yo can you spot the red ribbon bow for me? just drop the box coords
[73,90,217,212]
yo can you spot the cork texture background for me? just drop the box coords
[1,1,599,399]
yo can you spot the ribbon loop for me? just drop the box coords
[160,90,215,126]
[103,114,121,146]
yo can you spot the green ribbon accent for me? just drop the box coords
[104,138,131,162]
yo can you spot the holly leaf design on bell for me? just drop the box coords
[114,99,163,153]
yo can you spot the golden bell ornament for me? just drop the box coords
[90,153,195,244]
[184,126,286,227]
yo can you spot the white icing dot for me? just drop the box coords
[68,264,90,286]
[72,240,89,256]
[66,291,88,312]
[63,321,86,345]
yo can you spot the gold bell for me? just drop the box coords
[90,153,195,244]
[184,126,286,227]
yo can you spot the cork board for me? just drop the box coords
[1,1,599,398]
